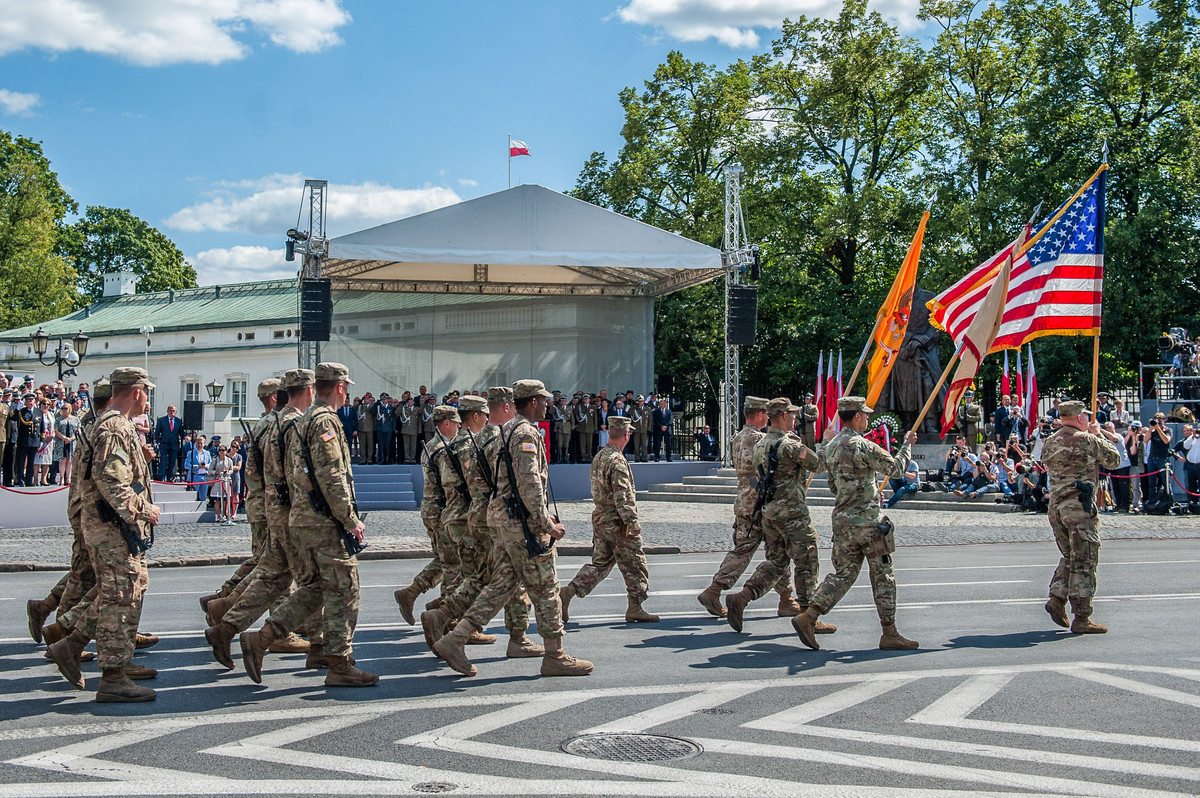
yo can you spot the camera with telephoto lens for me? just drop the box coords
[1160,326,1196,365]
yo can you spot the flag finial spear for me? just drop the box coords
[1102,138,1109,164]
[926,190,938,213]
[1027,202,1043,227]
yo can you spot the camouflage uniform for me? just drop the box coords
[215,403,277,597]
[55,401,103,627]
[630,399,650,462]
[266,396,361,658]
[1041,406,1120,625]
[958,397,984,453]
[566,439,649,602]
[809,417,912,627]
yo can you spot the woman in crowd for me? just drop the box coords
[209,444,235,525]
[33,399,54,486]
[229,439,244,517]
[52,403,79,487]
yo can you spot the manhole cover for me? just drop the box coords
[561,733,702,762]
[698,707,733,715]
[412,782,457,794]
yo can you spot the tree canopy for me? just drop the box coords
[65,206,197,302]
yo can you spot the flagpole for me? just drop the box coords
[508,133,512,189]
[1091,145,1108,415]
[909,342,966,436]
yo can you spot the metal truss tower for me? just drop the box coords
[721,164,754,467]
[295,179,328,370]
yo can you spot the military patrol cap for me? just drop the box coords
[744,395,769,412]
[433,404,461,423]
[92,379,112,399]
[607,416,632,434]
[487,386,513,403]
[766,397,800,416]
[1058,400,1090,418]
[837,395,873,414]
[964,389,975,398]
[283,368,315,388]
[23,392,35,400]
[109,366,155,389]
[257,378,282,399]
[635,394,645,402]
[315,362,354,384]
[458,395,488,414]
[513,379,552,400]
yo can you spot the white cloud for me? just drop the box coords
[165,174,462,236]
[190,245,296,286]
[0,0,351,66]
[457,178,479,187]
[614,0,922,47]
[0,89,39,116]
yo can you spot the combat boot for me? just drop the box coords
[1069,597,1107,634]
[47,629,89,690]
[696,585,727,618]
[425,596,444,611]
[135,632,159,649]
[792,607,821,650]
[199,591,224,623]
[625,599,660,623]
[123,663,158,680]
[239,622,279,684]
[506,632,544,658]
[204,621,238,670]
[879,623,919,650]
[807,606,838,634]
[27,598,54,643]
[393,585,420,625]
[467,630,497,645]
[420,607,455,654]
[432,619,478,676]
[725,590,751,632]
[559,585,576,622]
[96,668,156,703]
[324,655,378,687]
[42,620,68,646]
[305,642,328,669]
[206,594,237,625]
[268,632,310,654]
[1045,596,1070,628]
[777,596,804,617]
[540,636,593,677]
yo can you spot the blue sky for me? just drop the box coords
[0,0,919,286]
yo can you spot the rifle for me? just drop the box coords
[289,415,367,557]
[436,431,473,505]
[239,418,267,491]
[82,418,155,556]
[749,438,784,527]
[469,429,497,498]
[496,421,554,557]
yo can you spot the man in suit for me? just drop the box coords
[337,396,358,459]
[993,394,1013,444]
[652,398,673,462]
[154,405,185,481]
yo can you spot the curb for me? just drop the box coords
[0,545,684,572]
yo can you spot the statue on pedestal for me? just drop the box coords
[879,285,946,434]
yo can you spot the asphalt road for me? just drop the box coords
[1,539,1198,797]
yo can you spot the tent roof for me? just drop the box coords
[324,184,723,297]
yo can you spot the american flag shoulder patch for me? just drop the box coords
[521,442,537,452]
[321,430,336,442]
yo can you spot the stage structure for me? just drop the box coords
[288,179,329,370]
[720,165,758,467]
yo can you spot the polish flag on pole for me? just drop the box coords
[1013,348,1023,409]
[824,352,837,434]
[1001,349,1010,397]
[509,139,531,157]
[835,350,844,431]
[1025,345,1039,421]
[814,351,824,437]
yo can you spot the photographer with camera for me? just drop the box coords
[941,437,973,493]
[1143,412,1173,505]
[1029,417,1057,462]
[1177,424,1200,513]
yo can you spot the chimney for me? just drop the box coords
[102,272,138,298]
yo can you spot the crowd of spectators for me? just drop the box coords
[0,373,91,488]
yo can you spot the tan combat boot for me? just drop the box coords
[305,642,328,669]
[432,619,478,676]
[792,607,821,650]
[96,668,156,703]
[420,607,455,655]
[425,596,444,611]
[1069,597,1107,634]
[506,632,544,658]
[540,636,593,677]
[559,585,576,622]
[205,593,237,626]
[42,620,68,646]
[268,632,310,654]
[1045,596,1070,628]
[324,655,378,687]
[27,598,54,643]
[696,585,727,618]
[123,663,158,680]
[807,607,837,634]
[625,599,660,623]
[393,585,420,625]
[777,596,804,617]
[239,622,279,684]
[47,629,89,690]
[134,632,160,649]
[725,589,751,632]
[204,621,238,670]
[467,630,497,644]
[879,623,919,650]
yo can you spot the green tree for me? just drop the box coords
[67,206,197,301]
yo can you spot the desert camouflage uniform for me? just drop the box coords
[810,427,912,625]
[1042,425,1120,616]
[55,407,101,627]
[222,405,322,642]
[216,411,275,596]
[709,423,793,598]
[266,400,360,658]
[566,445,649,601]
[412,437,461,596]
[740,430,824,604]
[464,416,562,638]
[75,408,155,671]
[433,429,478,603]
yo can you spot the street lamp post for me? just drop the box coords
[138,325,154,376]
[30,329,90,382]
[206,380,223,402]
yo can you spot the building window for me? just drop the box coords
[244,332,255,341]
[183,381,200,405]
[402,321,416,330]
[229,379,248,418]
[347,325,359,334]
[273,330,285,339]
[380,322,393,332]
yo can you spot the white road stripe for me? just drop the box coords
[587,580,1031,598]
[907,673,1015,724]
[1065,667,1200,708]
[745,675,919,731]
[580,683,766,734]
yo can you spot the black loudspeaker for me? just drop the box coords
[182,400,204,430]
[658,374,674,395]
[728,285,758,346]
[300,278,332,342]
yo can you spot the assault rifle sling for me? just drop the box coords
[82,416,155,556]
[287,415,366,557]
[496,422,553,557]
[750,438,785,524]
[436,431,473,504]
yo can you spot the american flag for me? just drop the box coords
[928,167,1106,353]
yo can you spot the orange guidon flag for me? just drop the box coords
[865,208,930,407]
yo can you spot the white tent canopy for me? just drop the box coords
[324,184,723,297]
